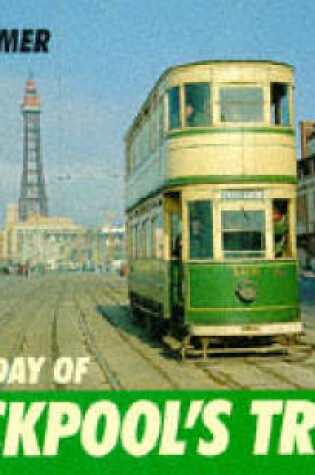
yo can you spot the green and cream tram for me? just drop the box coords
[125,60,302,355]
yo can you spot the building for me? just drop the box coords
[300,121,315,159]
[297,121,315,269]
[0,205,125,272]
[95,225,125,271]
[19,77,48,221]
[0,205,85,270]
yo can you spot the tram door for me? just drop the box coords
[167,194,183,321]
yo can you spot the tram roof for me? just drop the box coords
[163,59,294,72]
[125,59,294,140]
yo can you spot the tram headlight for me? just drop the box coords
[235,280,257,303]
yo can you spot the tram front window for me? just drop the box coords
[184,83,211,127]
[220,87,263,123]
[271,83,289,126]
[222,210,265,258]
[168,87,180,129]
[189,201,213,259]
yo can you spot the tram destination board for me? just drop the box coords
[0,1,314,474]
[221,189,265,200]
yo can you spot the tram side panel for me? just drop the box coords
[128,259,170,319]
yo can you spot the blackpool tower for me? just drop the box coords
[18,77,48,221]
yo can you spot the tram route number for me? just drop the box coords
[233,266,260,278]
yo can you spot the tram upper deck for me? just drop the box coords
[125,60,296,210]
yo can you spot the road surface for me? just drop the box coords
[0,273,314,390]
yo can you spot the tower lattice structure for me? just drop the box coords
[18,77,48,221]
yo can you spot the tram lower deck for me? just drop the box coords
[129,260,300,336]
[128,183,302,349]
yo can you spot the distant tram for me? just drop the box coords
[125,60,302,357]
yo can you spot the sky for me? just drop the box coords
[1,0,315,226]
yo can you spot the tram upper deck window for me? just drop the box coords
[184,83,211,127]
[220,87,263,123]
[150,106,158,150]
[189,201,213,260]
[159,97,165,139]
[222,210,265,258]
[142,120,149,159]
[132,224,138,259]
[133,133,141,168]
[271,83,289,126]
[168,87,180,129]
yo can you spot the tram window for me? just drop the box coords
[146,218,152,258]
[171,212,182,258]
[134,134,141,168]
[151,107,158,151]
[220,87,263,123]
[222,210,265,258]
[168,87,180,129]
[156,208,163,259]
[184,83,211,127]
[141,221,147,259]
[137,224,142,259]
[273,199,291,258]
[129,145,134,175]
[189,201,213,259]
[126,143,133,176]
[271,83,289,126]
[138,128,145,164]
[127,224,132,259]
[132,225,137,259]
[142,121,149,159]
[159,97,165,139]
[151,215,156,259]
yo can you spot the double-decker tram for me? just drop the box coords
[125,60,302,357]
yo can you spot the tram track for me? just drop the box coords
[0,274,313,390]
[194,362,248,389]
[50,281,71,390]
[86,277,304,390]
[1,294,55,390]
[0,275,122,391]
[102,278,315,389]
[85,279,230,389]
[66,278,123,390]
[0,280,51,340]
[0,279,50,327]
[100,279,306,389]
[49,278,122,390]
[0,278,66,391]
[242,358,307,390]
[192,344,315,390]
[79,283,183,390]
[76,302,123,390]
